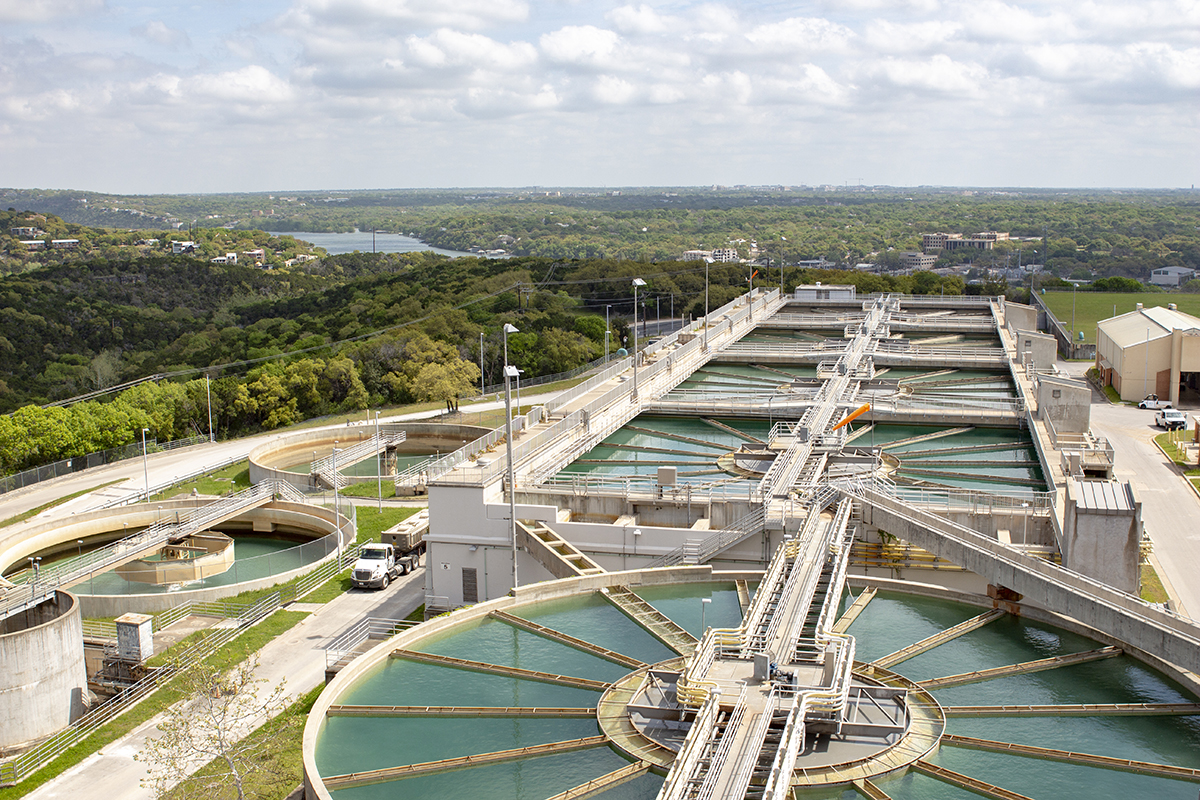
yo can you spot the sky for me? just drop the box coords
[1,0,1197,193]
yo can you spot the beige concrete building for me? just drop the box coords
[1095,304,1200,405]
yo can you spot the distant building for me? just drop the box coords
[922,232,1008,252]
[9,227,39,237]
[1149,266,1196,287]
[210,252,238,265]
[682,250,711,261]
[171,241,197,254]
[794,283,856,302]
[901,252,938,270]
[710,248,739,263]
[19,240,45,251]
[50,239,79,250]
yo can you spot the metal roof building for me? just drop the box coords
[1095,304,1200,404]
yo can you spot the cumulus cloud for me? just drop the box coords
[0,0,102,23]
[285,0,528,32]
[132,20,190,49]
[0,0,1195,190]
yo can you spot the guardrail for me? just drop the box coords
[1,481,311,618]
[647,507,767,568]
[325,617,417,671]
[0,434,211,497]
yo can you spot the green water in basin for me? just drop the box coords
[316,587,1199,800]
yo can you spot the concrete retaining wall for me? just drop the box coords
[0,591,87,750]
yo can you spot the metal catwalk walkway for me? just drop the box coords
[1,480,308,618]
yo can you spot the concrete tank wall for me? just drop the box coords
[0,591,88,751]
[248,423,490,490]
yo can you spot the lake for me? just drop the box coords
[269,231,478,258]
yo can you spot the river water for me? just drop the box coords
[269,230,478,258]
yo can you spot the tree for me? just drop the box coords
[138,656,292,800]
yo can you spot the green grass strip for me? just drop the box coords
[0,610,309,799]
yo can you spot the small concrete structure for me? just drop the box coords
[1036,374,1091,434]
[114,612,154,661]
[0,591,88,750]
[1062,479,1142,595]
[114,532,234,585]
[793,284,856,302]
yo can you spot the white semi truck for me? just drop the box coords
[350,529,424,590]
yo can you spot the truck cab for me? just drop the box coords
[351,543,397,590]
[1156,408,1187,430]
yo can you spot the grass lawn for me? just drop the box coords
[1039,291,1200,345]
[1140,564,1170,604]
[150,462,251,501]
[162,683,324,800]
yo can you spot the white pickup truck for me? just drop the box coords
[1156,408,1187,430]
[1138,394,1172,410]
[350,543,420,590]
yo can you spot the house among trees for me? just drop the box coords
[1148,266,1196,287]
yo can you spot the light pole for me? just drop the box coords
[1071,283,1077,356]
[632,278,646,399]
[1021,502,1030,546]
[605,304,612,362]
[1144,327,1150,398]
[205,374,214,442]
[701,597,712,633]
[504,363,520,590]
[479,331,485,397]
[141,427,150,502]
[376,411,383,512]
[503,323,519,419]
[333,440,341,561]
[703,258,712,352]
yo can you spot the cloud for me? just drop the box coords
[285,0,528,33]
[132,20,190,49]
[539,25,622,67]
[0,0,102,23]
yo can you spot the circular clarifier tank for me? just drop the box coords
[303,570,1200,800]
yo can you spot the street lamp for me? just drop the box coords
[141,428,150,502]
[376,411,383,513]
[1021,502,1030,546]
[701,597,712,633]
[205,374,214,442]
[503,323,519,420]
[703,258,712,352]
[632,278,646,399]
[1144,327,1150,398]
[479,331,485,397]
[333,440,342,561]
[605,304,612,362]
[504,363,521,590]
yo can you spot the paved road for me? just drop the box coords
[1060,359,1200,619]
[26,566,426,800]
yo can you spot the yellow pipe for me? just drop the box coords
[831,403,871,431]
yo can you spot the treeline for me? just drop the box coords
[8,188,1199,282]
[0,252,974,474]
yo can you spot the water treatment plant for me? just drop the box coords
[2,287,1199,799]
[301,288,1200,800]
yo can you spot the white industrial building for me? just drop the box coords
[1095,304,1200,405]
